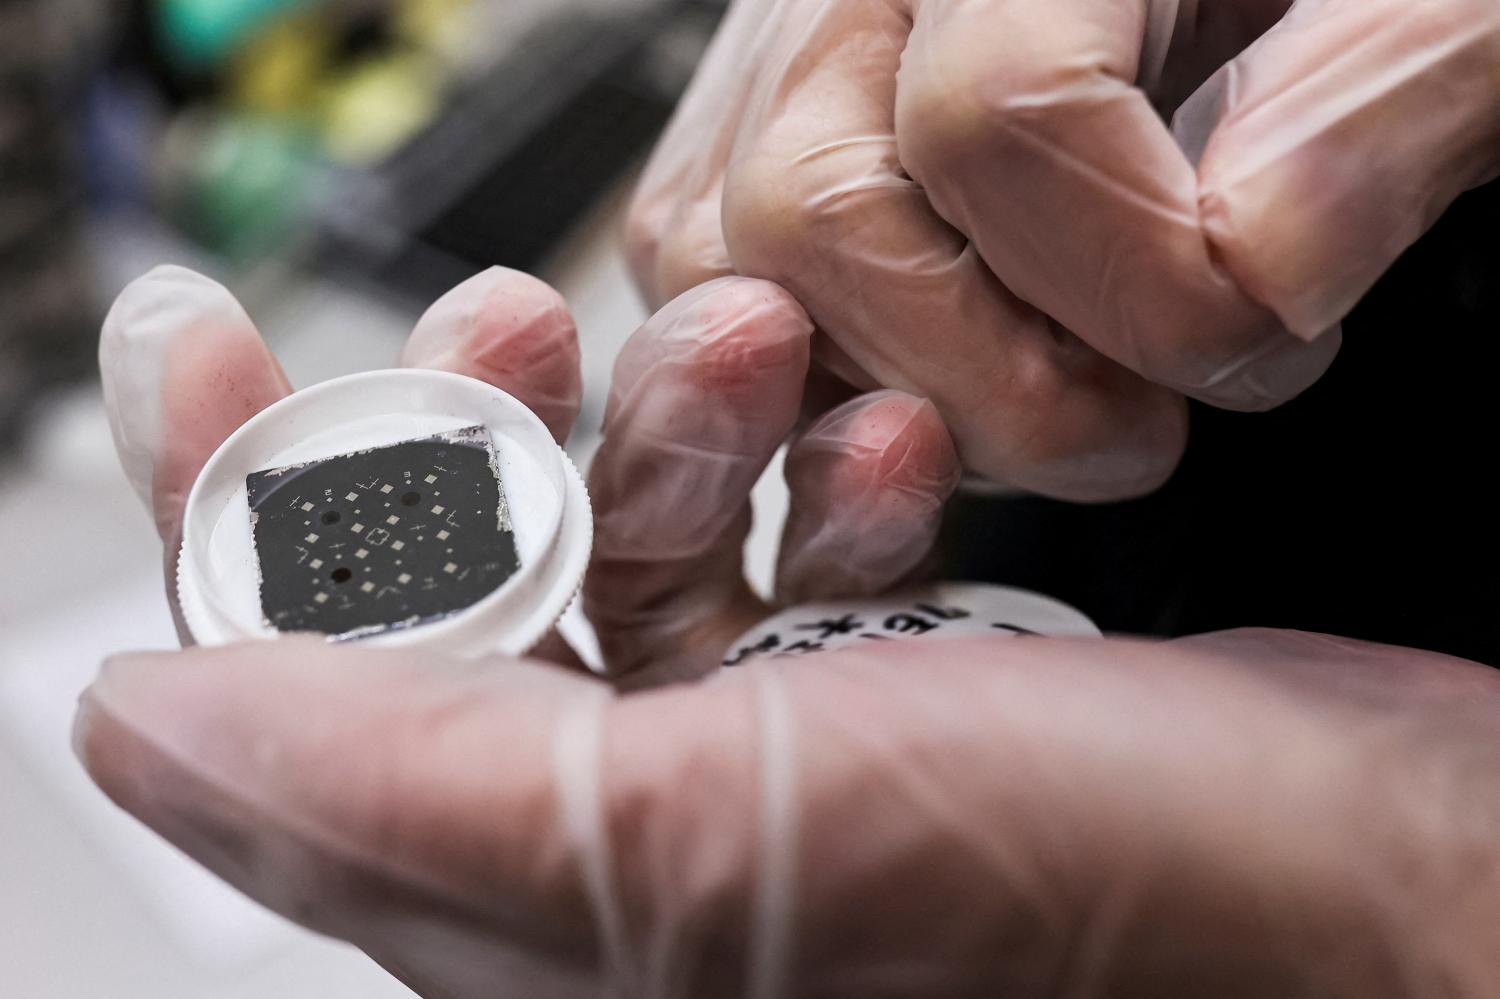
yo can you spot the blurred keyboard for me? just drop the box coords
[319,0,726,301]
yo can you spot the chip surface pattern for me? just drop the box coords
[246,425,519,637]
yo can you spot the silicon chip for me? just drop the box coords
[246,425,519,637]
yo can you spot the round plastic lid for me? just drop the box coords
[177,369,592,658]
[722,582,1100,667]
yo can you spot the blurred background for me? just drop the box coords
[0,1,749,994]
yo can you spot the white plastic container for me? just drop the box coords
[723,582,1100,667]
[177,369,592,658]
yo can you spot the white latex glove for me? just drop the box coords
[586,278,961,686]
[83,264,1500,998]
[77,627,1500,997]
[627,0,1499,499]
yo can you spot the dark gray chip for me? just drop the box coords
[246,425,519,638]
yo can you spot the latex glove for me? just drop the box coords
[628,0,1500,498]
[77,626,1500,996]
[87,266,1500,997]
[87,263,964,995]
[586,278,961,686]
[97,265,960,671]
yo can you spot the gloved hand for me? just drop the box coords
[86,260,965,990]
[96,264,960,673]
[77,629,1500,995]
[85,265,1500,997]
[628,0,1500,499]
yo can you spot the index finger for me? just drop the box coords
[585,278,812,683]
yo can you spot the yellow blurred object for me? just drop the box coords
[221,0,477,168]
[395,0,477,61]
[321,53,443,165]
[229,13,334,117]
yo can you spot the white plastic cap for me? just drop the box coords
[723,582,1100,667]
[177,369,592,658]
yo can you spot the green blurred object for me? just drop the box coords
[157,0,314,68]
[169,112,319,259]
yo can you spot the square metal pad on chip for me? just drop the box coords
[246,425,519,638]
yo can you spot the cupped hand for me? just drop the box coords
[97,265,960,675]
[83,264,1500,998]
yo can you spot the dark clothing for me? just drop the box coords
[942,181,1500,666]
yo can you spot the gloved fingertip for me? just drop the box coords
[883,398,963,498]
[137,264,231,292]
[71,668,111,771]
[1015,379,1189,505]
[73,649,185,786]
[693,276,811,329]
[778,393,961,604]
[796,391,960,497]
[101,266,285,515]
[609,278,812,421]
[73,642,371,913]
[101,269,262,393]
[403,266,577,365]
[103,265,236,332]
[674,278,812,379]
[403,267,582,442]
[1197,156,1374,344]
[100,266,251,377]
[1183,325,1343,412]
